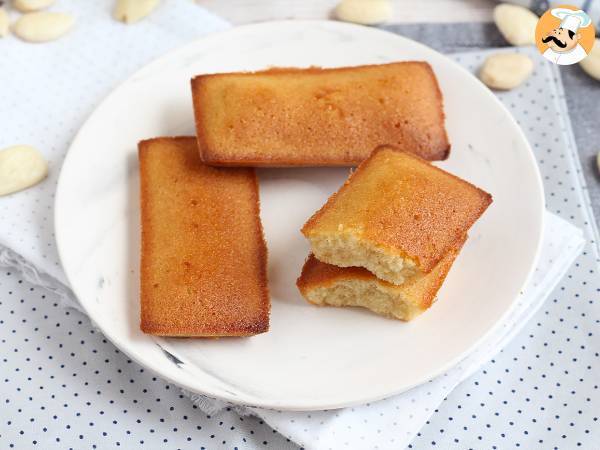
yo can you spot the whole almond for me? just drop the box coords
[113,0,160,24]
[335,0,393,25]
[479,53,534,90]
[0,145,48,196]
[580,39,600,81]
[13,0,55,13]
[0,8,8,37]
[494,3,538,46]
[13,12,74,43]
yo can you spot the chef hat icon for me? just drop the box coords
[551,8,592,33]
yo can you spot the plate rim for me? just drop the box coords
[54,19,545,411]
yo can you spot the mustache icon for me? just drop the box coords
[542,35,567,48]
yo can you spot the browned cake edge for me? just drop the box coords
[422,63,451,161]
[191,62,450,166]
[138,136,270,337]
[301,145,492,273]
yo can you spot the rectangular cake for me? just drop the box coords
[297,239,463,320]
[302,146,492,285]
[191,62,449,166]
[139,137,269,336]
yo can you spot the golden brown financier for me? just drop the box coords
[139,137,269,336]
[191,62,450,166]
[302,146,492,285]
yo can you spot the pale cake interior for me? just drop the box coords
[305,279,425,321]
[308,230,418,285]
[298,240,465,321]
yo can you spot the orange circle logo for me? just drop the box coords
[535,5,596,65]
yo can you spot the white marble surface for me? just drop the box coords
[55,21,544,410]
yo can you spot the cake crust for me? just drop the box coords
[302,146,492,277]
[139,137,269,336]
[191,62,450,166]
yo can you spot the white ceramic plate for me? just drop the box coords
[55,21,544,411]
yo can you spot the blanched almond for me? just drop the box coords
[113,0,160,24]
[479,53,533,90]
[13,0,55,13]
[580,39,600,81]
[0,8,8,37]
[494,3,538,46]
[13,12,74,43]
[0,145,48,196]
[335,0,393,25]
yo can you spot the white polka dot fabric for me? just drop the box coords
[242,211,583,449]
[0,0,229,287]
[0,10,597,448]
[0,272,296,449]
[410,48,600,449]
